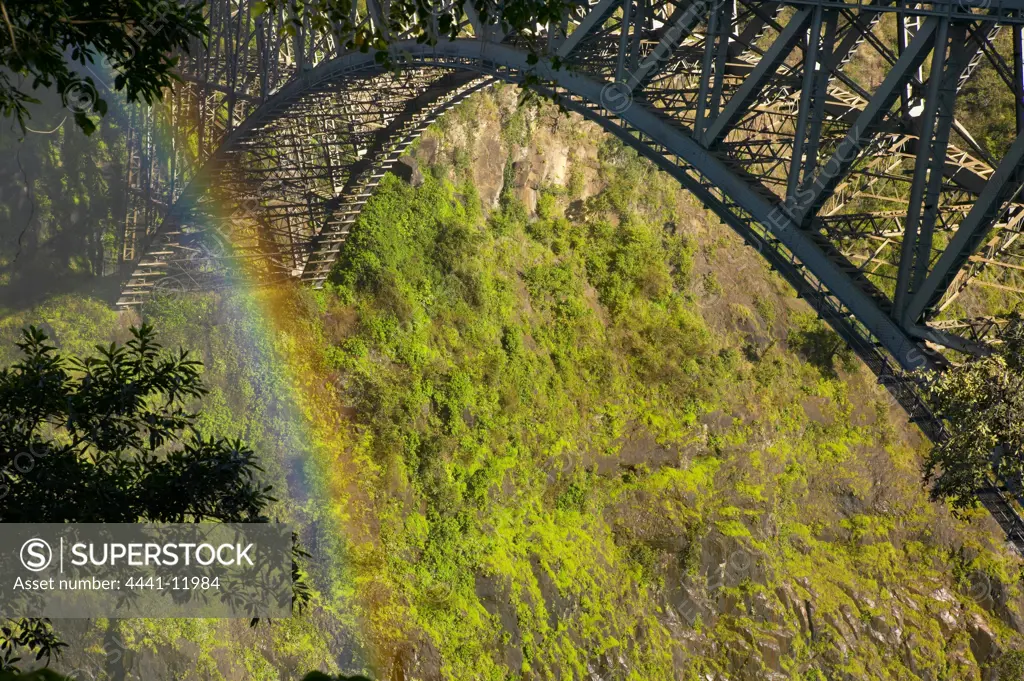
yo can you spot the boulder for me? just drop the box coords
[392,156,424,187]
[968,613,999,666]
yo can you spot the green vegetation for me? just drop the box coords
[925,313,1024,510]
[300,112,1024,677]
[0,324,305,671]
[0,323,275,527]
[955,29,1018,160]
[2,89,1024,679]
[0,0,205,134]
[787,312,858,379]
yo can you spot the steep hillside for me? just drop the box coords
[302,86,1024,680]
[1,86,1023,680]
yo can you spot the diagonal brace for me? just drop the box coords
[893,22,970,320]
[701,8,814,147]
[626,0,707,89]
[790,16,938,225]
[903,132,1024,324]
[787,7,837,198]
[556,0,621,59]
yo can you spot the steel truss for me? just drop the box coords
[116,0,1024,550]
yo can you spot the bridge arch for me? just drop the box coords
[122,39,929,370]
[116,7,1024,546]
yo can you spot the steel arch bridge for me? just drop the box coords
[115,0,1024,547]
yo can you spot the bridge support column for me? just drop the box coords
[792,17,938,225]
[701,8,813,146]
[1015,22,1024,135]
[787,7,838,198]
[893,22,970,322]
[694,0,732,136]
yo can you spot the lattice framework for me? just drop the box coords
[116,0,1024,548]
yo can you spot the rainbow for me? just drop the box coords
[93,63,403,675]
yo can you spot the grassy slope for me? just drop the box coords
[0,88,1023,680]
[303,93,1024,677]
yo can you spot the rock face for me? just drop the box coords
[412,84,604,212]
[969,613,998,666]
[395,84,1024,679]
[390,88,1024,681]
[392,156,424,187]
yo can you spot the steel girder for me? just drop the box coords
[117,68,491,304]
[124,39,932,369]
[116,0,1024,382]
[116,1,1024,547]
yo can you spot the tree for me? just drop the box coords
[0,0,205,134]
[1,0,563,134]
[0,324,283,670]
[924,312,1024,511]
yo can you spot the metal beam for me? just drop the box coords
[802,10,839,182]
[787,7,836,198]
[615,0,634,83]
[555,0,619,59]
[366,0,391,39]
[893,20,962,318]
[627,0,705,88]
[708,2,732,121]
[628,0,646,73]
[904,132,1024,323]
[157,39,935,374]
[908,323,994,357]
[701,8,814,146]
[693,2,726,136]
[781,0,1024,23]
[729,1,781,61]
[790,17,938,225]
[1015,23,1024,134]
[911,25,970,297]
[464,3,487,40]
[829,0,890,72]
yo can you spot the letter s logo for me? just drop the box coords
[20,538,52,572]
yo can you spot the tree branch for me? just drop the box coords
[0,1,17,55]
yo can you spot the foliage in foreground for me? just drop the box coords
[925,313,1024,510]
[0,0,204,134]
[1,0,564,135]
[0,323,273,524]
[0,324,278,670]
